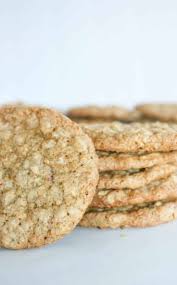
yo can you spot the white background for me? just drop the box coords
[1,0,177,109]
[1,1,177,285]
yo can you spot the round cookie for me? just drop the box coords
[0,106,98,249]
[91,173,177,208]
[98,163,177,190]
[136,104,177,122]
[82,122,177,153]
[69,118,108,124]
[70,110,143,124]
[127,110,143,122]
[80,201,177,228]
[98,150,177,172]
[67,105,131,121]
[67,105,143,123]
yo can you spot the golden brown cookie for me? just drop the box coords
[98,164,177,190]
[91,174,177,208]
[67,105,143,123]
[80,201,177,228]
[69,110,143,124]
[127,110,143,122]
[67,105,131,121]
[69,118,107,124]
[98,150,177,171]
[82,122,177,153]
[136,104,177,122]
[0,106,98,249]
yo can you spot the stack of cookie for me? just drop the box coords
[136,104,177,123]
[67,105,141,124]
[80,122,177,228]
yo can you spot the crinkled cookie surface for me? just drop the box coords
[82,122,177,153]
[0,106,98,249]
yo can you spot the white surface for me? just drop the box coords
[1,224,177,285]
[1,1,177,285]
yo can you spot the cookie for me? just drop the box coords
[126,110,143,122]
[98,164,177,190]
[82,122,177,153]
[91,174,177,208]
[70,110,143,124]
[98,150,177,172]
[80,201,177,228]
[69,118,108,124]
[0,106,98,249]
[67,105,131,121]
[136,104,177,122]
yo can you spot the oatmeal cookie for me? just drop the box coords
[0,106,98,249]
[80,201,177,228]
[82,122,177,153]
[91,174,177,208]
[98,164,177,190]
[136,104,177,122]
[98,150,177,171]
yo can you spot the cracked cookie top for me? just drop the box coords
[0,106,98,249]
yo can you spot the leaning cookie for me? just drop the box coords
[79,201,177,228]
[82,122,177,153]
[0,106,98,249]
[136,103,177,122]
[98,150,177,172]
[91,174,177,208]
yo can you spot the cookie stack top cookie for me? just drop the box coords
[67,105,141,123]
[82,122,177,153]
[136,104,177,122]
[0,106,98,249]
[80,121,177,228]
